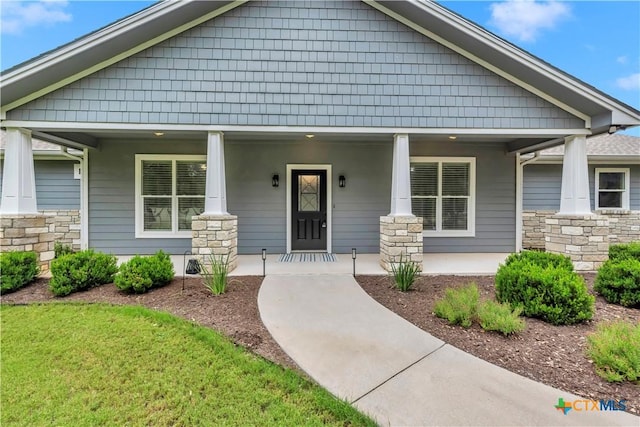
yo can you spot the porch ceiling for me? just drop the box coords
[24,127,558,152]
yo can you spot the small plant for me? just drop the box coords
[608,241,640,262]
[49,249,118,297]
[54,242,74,258]
[476,300,525,336]
[433,283,479,327]
[594,257,640,308]
[390,255,420,292]
[0,251,39,294]
[587,321,640,383]
[201,254,230,295]
[495,251,594,325]
[115,250,175,294]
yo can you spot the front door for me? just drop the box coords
[291,170,327,251]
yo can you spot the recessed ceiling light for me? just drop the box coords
[154,132,165,137]
[448,135,457,140]
[305,134,315,139]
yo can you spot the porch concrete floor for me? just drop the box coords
[165,252,509,276]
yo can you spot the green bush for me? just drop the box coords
[496,252,594,325]
[502,250,574,271]
[50,249,118,297]
[114,251,175,294]
[201,254,230,295]
[608,242,640,262]
[390,255,420,292]
[433,283,479,328]
[0,251,39,294]
[54,242,74,259]
[594,258,640,308]
[587,321,640,383]
[477,300,525,336]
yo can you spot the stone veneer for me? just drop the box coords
[545,214,609,271]
[380,215,423,272]
[42,209,82,251]
[597,210,640,244]
[0,214,55,271]
[522,210,556,250]
[191,214,238,272]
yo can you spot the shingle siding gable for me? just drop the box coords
[7,0,583,129]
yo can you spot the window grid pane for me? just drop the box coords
[598,172,624,190]
[412,197,437,230]
[143,197,172,231]
[142,161,172,196]
[410,163,438,196]
[442,198,468,230]
[442,163,469,196]
[598,192,623,209]
[177,161,206,196]
[178,197,205,230]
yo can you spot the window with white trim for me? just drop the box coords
[135,155,206,238]
[595,168,630,210]
[410,157,476,236]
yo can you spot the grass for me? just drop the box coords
[587,320,640,383]
[1,304,375,427]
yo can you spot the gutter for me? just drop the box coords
[59,147,89,250]
[515,151,541,251]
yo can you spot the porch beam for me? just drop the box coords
[558,135,591,215]
[1,128,38,214]
[389,133,413,216]
[203,131,228,215]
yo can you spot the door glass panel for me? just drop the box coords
[298,175,320,212]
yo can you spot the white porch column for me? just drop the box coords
[203,131,228,215]
[558,135,591,215]
[390,133,413,216]
[1,128,38,214]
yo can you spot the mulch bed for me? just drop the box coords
[2,273,638,415]
[357,274,640,415]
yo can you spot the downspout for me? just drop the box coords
[516,152,541,252]
[60,147,88,249]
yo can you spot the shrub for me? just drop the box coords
[54,242,74,259]
[608,242,640,262]
[433,283,479,327]
[390,255,420,292]
[594,258,640,308]
[587,321,640,383]
[496,252,594,325]
[114,250,175,294]
[49,249,118,297]
[201,254,230,295]
[502,250,574,271]
[0,251,39,294]
[477,300,525,336]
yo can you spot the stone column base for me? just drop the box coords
[0,214,55,272]
[191,214,238,272]
[380,215,423,272]
[545,214,609,271]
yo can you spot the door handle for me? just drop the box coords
[321,213,327,228]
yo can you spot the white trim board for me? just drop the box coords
[286,164,333,254]
[0,120,592,137]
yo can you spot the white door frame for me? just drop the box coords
[286,164,332,253]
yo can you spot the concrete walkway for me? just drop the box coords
[258,274,639,427]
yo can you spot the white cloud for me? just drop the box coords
[616,56,628,64]
[1,0,72,35]
[616,73,640,90]
[489,0,571,42]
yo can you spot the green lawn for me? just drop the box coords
[1,304,375,426]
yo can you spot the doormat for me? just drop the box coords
[278,253,337,262]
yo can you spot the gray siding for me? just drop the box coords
[226,141,391,254]
[88,140,204,254]
[411,140,516,253]
[0,159,80,210]
[8,1,582,129]
[523,163,640,210]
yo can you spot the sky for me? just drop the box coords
[1,0,639,135]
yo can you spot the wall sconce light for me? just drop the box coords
[272,174,279,187]
[339,175,346,188]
